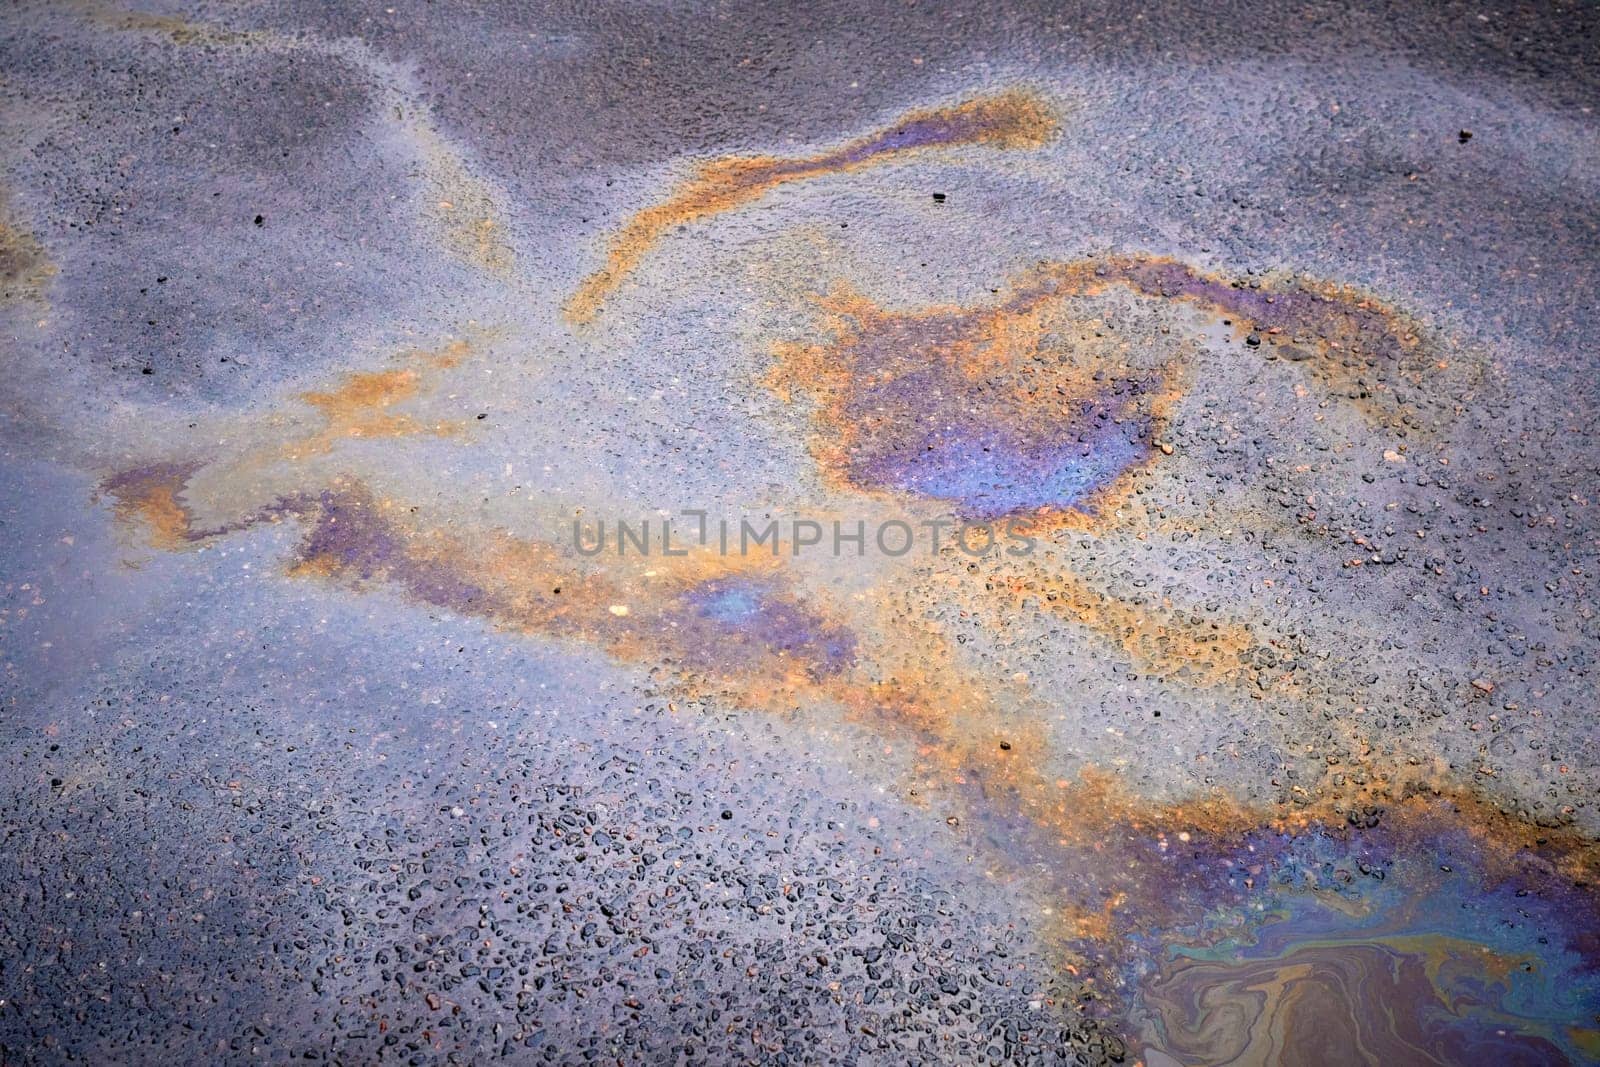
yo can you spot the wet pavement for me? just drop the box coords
[1,1,1599,1063]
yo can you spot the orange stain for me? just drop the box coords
[564,88,1060,323]
[98,463,198,550]
[1027,254,1459,429]
[769,253,1461,535]
[284,337,476,458]
[768,277,1179,528]
[972,560,1271,691]
[99,467,1600,902]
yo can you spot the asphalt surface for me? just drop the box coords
[1,1,1599,1064]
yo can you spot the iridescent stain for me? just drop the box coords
[1120,824,1600,1065]
[671,574,858,680]
[769,285,1169,523]
[96,204,1581,1067]
[99,464,1600,1063]
[772,254,1455,524]
[565,88,1059,322]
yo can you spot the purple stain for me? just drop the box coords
[735,110,985,183]
[290,487,501,616]
[294,488,404,579]
[99,460,203,500]
[1125,259,1300,329]
[959,784,1600,1066]
[1111,258,1404,355]
[850,408,1151,520]
[1119,823,1600,1065]
[824,314,1157,519]
[674,574,858,679]
[834,111,982,165]
[395,564,502,616]
[794,254,1421,524]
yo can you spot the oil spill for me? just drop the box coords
[286,336,476,458]
[101,474,865,710]
[97,461,206,550]
[1032,254,1465,431]
[1121,821,1600,1065]
[770,253,1463,528]
[767,282,1175,525]
[941,760,1600,1065]
[71,58,1588,1061]
[10,2,1600,1061]
[97,462,1600,1067]
[95,266,1594,1062]
[966,558,1272,692]
[565,88,1060,323]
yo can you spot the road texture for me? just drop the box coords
[1,1,1598,1063]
